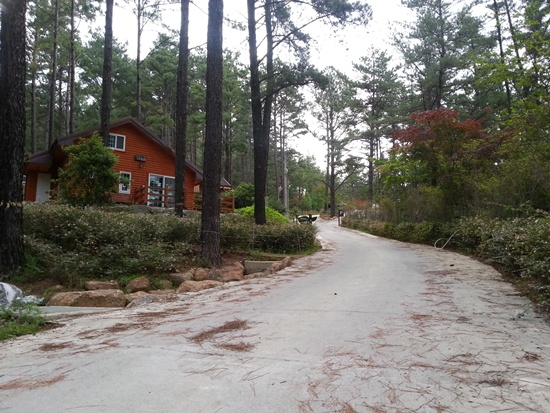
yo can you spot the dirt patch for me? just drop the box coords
[215,342,255,352]
[38,342,73,352]
[339,403,359,413]
[190,319,249,343]
[0,374,66,390]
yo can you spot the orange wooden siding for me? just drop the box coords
[25,173,38,202]
[24,118,212,211]
[106,123,197,210]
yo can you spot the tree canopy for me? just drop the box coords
[12,0,550,225]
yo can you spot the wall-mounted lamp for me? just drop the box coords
[135,155,147,169]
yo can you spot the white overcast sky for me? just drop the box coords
[113,0,412,71]
[110,0,414,166]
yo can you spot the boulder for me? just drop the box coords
[156,279,173,290]
[125,291,150,304]
[149,289,176,295]
[176,280,222,293]
[126,276,150,293]
[48,290,126,308]
[207,268,223,281]
[0,282,42,307]
[0,282,23,307]
[84,280,120,291]
[270,261,284,272]
[193,268,208,281]
[281,256,293,268]
[221,266,245,282]
[243,272,269,280]
[243,260,276,275]
[167,271,194,285]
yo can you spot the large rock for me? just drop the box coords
[207,268,223,281]
[281,256,293,268]
[125,291,150,304]
[193,268,208,281]
[221,265,245,282]
[0,282,42,306]
[156,279,173,290]
[176,280,223,293]
[48,290,126,308]
[167,271,194,285]
[0,282,23,307]
[270,261,284,272]
[126,276,150,293]
[243,260,276,275]
[84,280,120,291]
[149,289,176,295]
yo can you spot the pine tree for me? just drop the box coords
[0,0,27,272]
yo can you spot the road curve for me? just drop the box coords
[1,219,550,412]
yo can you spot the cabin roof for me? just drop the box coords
[26,117,231,188]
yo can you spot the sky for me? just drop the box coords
[110,0,414,167]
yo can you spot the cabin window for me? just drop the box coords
[119,172,131,194]
[108,133,126,151]
[147,174,175,208]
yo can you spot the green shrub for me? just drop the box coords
[228,183,255,209]
[0,302,47,341]
[57,134,121,207]
[19,204,316,284]
[235,205,289,224]
[343,214,550,307]
[252,223,317,254]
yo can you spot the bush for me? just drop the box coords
[18,204,316,284]
[235,205,289,224]
[0,302,47,341]
[252,223,317,253]
[228,183,255,209]
[57,134,121,207]
[343,214,550,308]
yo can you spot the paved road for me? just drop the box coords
[2,219,550,412]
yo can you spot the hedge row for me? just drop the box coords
[18,204,317,281]
[343,214,550,306]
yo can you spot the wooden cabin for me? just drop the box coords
[24,117,233,211]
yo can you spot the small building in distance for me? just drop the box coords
[24,117,233,211]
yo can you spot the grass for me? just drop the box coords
[0,302,49,341]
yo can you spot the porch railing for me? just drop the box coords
[132,185,234,213]
[193,192,235,213]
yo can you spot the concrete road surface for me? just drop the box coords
[2,219,550,412]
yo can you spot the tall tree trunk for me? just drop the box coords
[100,0,114,144]
[30,30,37,153]
[367,136,375,200]
[47,0,60,146]
[223,122,232,184]
[492,0,512,113]
[273,105,280,201]
[100,0,114,145]
[323,115,330,213]
[69,0,76,134]
[249,0,275,225]
[136,0,143,120]
[175,0,190,217]
[58,71,64,135]
[201,0,224,267]
[330,155,336,218]
[0,0,27,272]
[247,0,266,224]
[436,0,445,109]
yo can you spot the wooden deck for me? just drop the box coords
[132,185,235,213]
